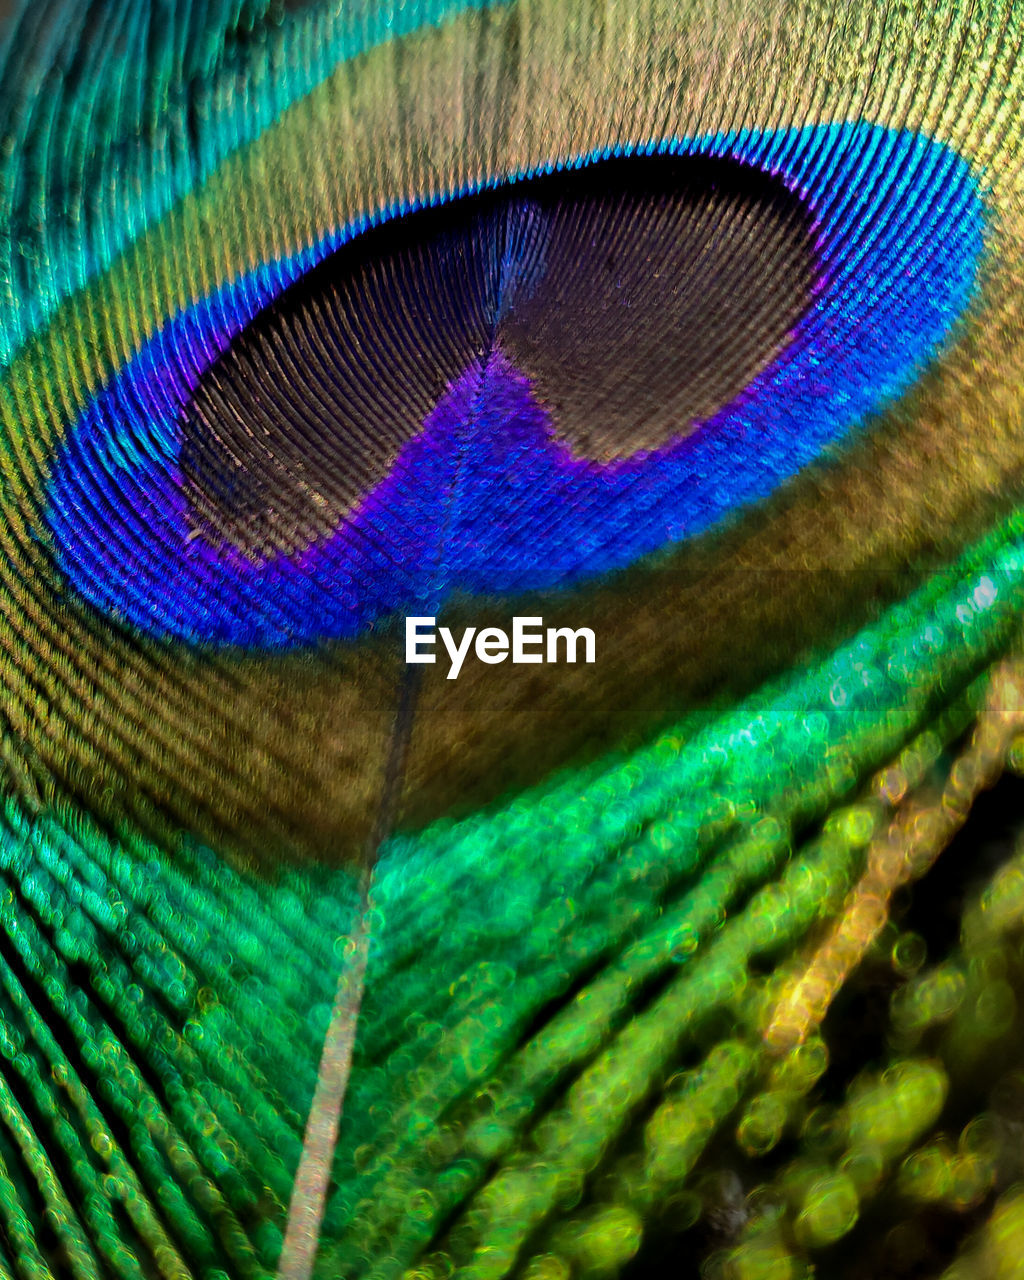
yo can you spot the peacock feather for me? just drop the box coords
[1,1,1024,1277]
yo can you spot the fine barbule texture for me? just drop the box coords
[2,2,1024,1279]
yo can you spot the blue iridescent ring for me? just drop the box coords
[46,122,985,647]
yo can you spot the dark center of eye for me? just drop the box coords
[180,153,816,560]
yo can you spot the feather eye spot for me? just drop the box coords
[181,153,815,561]
[46,124,984,647]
